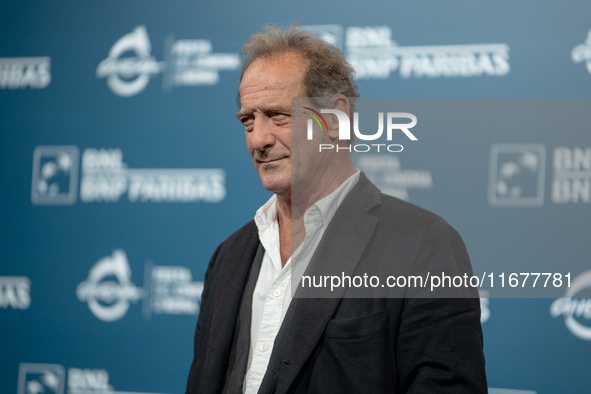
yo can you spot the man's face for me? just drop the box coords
[237,52,307,196]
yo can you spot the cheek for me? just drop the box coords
[280,138,291,151]
[277,129,292,150]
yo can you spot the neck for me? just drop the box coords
[276,162,357,224]
[274,158,357,266]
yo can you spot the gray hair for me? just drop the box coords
[238,24,359,117]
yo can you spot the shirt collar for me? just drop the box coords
[313,170,360,226]
[254,170,360,229]
[254,193,278,228]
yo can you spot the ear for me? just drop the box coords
[326,94,351,140]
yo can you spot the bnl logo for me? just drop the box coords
[17,364,65,394]
[488,144,545,207]
[31,146,79,205]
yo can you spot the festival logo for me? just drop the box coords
[77,249,204,322]
[76,249,143,322]
[480,291,490,323]
[163,36,241,90]
[142,263,204,319]
[96,26,163,97]
[96,25,240,97]
[572,29,591,74]
[550,270,591,340]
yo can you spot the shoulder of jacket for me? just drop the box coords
[373,193,458,234]
[204,219,258,277]
[212,219,258,260]
[222,219,257,246]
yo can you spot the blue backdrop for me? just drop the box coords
[2,1,590,393]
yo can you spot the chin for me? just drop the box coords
[260,175,290,195]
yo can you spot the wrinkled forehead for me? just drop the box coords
[237,52,308,106]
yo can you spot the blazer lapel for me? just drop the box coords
[258,173,382,394]
[200,224,260,393]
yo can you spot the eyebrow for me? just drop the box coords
[235,105,290,119]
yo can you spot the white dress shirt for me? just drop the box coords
[243,170,360,394]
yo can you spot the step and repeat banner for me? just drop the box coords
[1,1,590,393]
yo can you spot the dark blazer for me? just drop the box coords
[186,172,487,394]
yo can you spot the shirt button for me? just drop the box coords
[261,344,269,352]
[273,289,281,297]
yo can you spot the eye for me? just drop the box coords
[272,113,289,123]
[240,116,254,129]
[240,117,250,124]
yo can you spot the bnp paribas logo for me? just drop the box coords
[31,146,80,205]
[17,364,65,394]
[488,144,546,207]
[303,107,417,153]
[31,145,226,205]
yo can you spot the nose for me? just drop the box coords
[248,116,276,154]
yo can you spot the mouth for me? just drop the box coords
[259,158,284,164]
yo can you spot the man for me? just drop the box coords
[186,25,487,394]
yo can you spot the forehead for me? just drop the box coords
[238,52,307,109]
